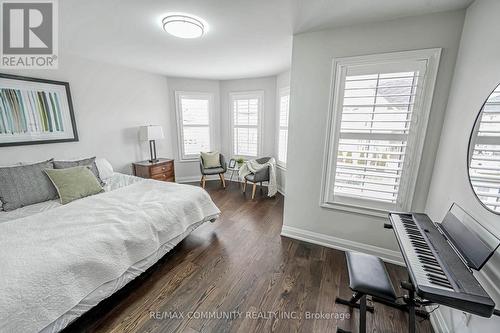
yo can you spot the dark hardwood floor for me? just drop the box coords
[65,180,433,333]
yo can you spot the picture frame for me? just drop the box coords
[228,158,236,168]
[0,73,78,147]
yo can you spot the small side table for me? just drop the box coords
[227,165,240,183]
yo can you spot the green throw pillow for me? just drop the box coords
[201,151,221,168]
[44,166,104,205]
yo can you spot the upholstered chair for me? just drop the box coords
[243,157,271,199]
[199,153,227,189]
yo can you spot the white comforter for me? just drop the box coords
[0,179,220,333]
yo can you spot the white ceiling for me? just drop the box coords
[61,0,473,80]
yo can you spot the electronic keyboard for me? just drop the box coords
[388,211,496,317]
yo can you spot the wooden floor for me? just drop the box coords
[64,180,433,333]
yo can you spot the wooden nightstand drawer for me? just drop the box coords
[132,158,175,182]
[151,163,172,175]
[151,172,174,182]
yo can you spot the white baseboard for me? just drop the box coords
[280,225,404,266]
[176,175,219,183]
[429,307,450,333]
[177,175,286,197]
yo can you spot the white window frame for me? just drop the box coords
[229,91,264,158]
[276,86,290,169]
[174,91,215,161]
[320,49,442,217]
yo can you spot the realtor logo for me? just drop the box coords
[1,0,58,68]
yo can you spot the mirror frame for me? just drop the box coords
[467,82,500,215]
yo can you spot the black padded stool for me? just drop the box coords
[335,251,397,333]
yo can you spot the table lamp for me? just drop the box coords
[139,125,164,163]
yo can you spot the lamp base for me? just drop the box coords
[149,140,159,164]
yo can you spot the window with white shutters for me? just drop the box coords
[278,87,290,166]
[175,92,214,160]
[322,49,441,214]
[230,91,263,157]
[469,85,500,212]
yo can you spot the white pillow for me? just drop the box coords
[95,158,114,181]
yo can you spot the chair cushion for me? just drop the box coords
[345,251,396,301]
[201,152,221,168]
[203,167,225,175]
[245,174,255,182]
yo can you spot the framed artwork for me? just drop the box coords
[0,73,78,147]
[228,158,236,168]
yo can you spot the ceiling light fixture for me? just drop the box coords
[162,14,206,39]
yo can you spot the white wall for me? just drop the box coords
[166,77,221,182]
[283,10,465,258]
[0,54,172,173]
[220,76,277,159]
[426,0,500,331]
[167,75,281,184]
[275,70,291,194]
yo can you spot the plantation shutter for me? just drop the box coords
[332,60,428,207]
[180,97,211,156]
[233,96,259,156]
[278,92,290,164]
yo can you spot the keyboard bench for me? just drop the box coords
[335,251,396,333]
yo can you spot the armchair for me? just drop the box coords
[243,157,271,199]
[200,153,227,189]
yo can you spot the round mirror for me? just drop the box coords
[468,83,500,214]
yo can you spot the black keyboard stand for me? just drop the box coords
[372,278,430,333]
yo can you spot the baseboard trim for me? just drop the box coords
[429,307,450,333]
[280,225,404,266]
[176,175,219,183]
[177,175,285,196]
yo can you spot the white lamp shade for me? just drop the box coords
[139,125,164,141]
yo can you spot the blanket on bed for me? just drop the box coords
[0,180,220,333]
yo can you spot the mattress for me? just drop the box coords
[0,173,220,333]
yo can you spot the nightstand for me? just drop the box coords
[132,158,175,182]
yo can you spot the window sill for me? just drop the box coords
[177,158,199,163]
[320,201,389,219]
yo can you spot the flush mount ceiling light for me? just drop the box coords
[162,14,207,39]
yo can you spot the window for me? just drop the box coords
[230,91,263,157]
[322,49,441,215]
[277,87,290,167]
[175,92,214,160]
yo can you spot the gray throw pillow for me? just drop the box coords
[53,157,103,185]
[0,159,58,211]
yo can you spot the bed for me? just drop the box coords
[0,172,220,333]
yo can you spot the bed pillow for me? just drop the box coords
[53,157,103,185]
[95,158,114,181]
[44,166,104,205]
[0,159,58,211]
[201,152,221,168]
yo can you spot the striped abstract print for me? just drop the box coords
[0,88,65,134]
